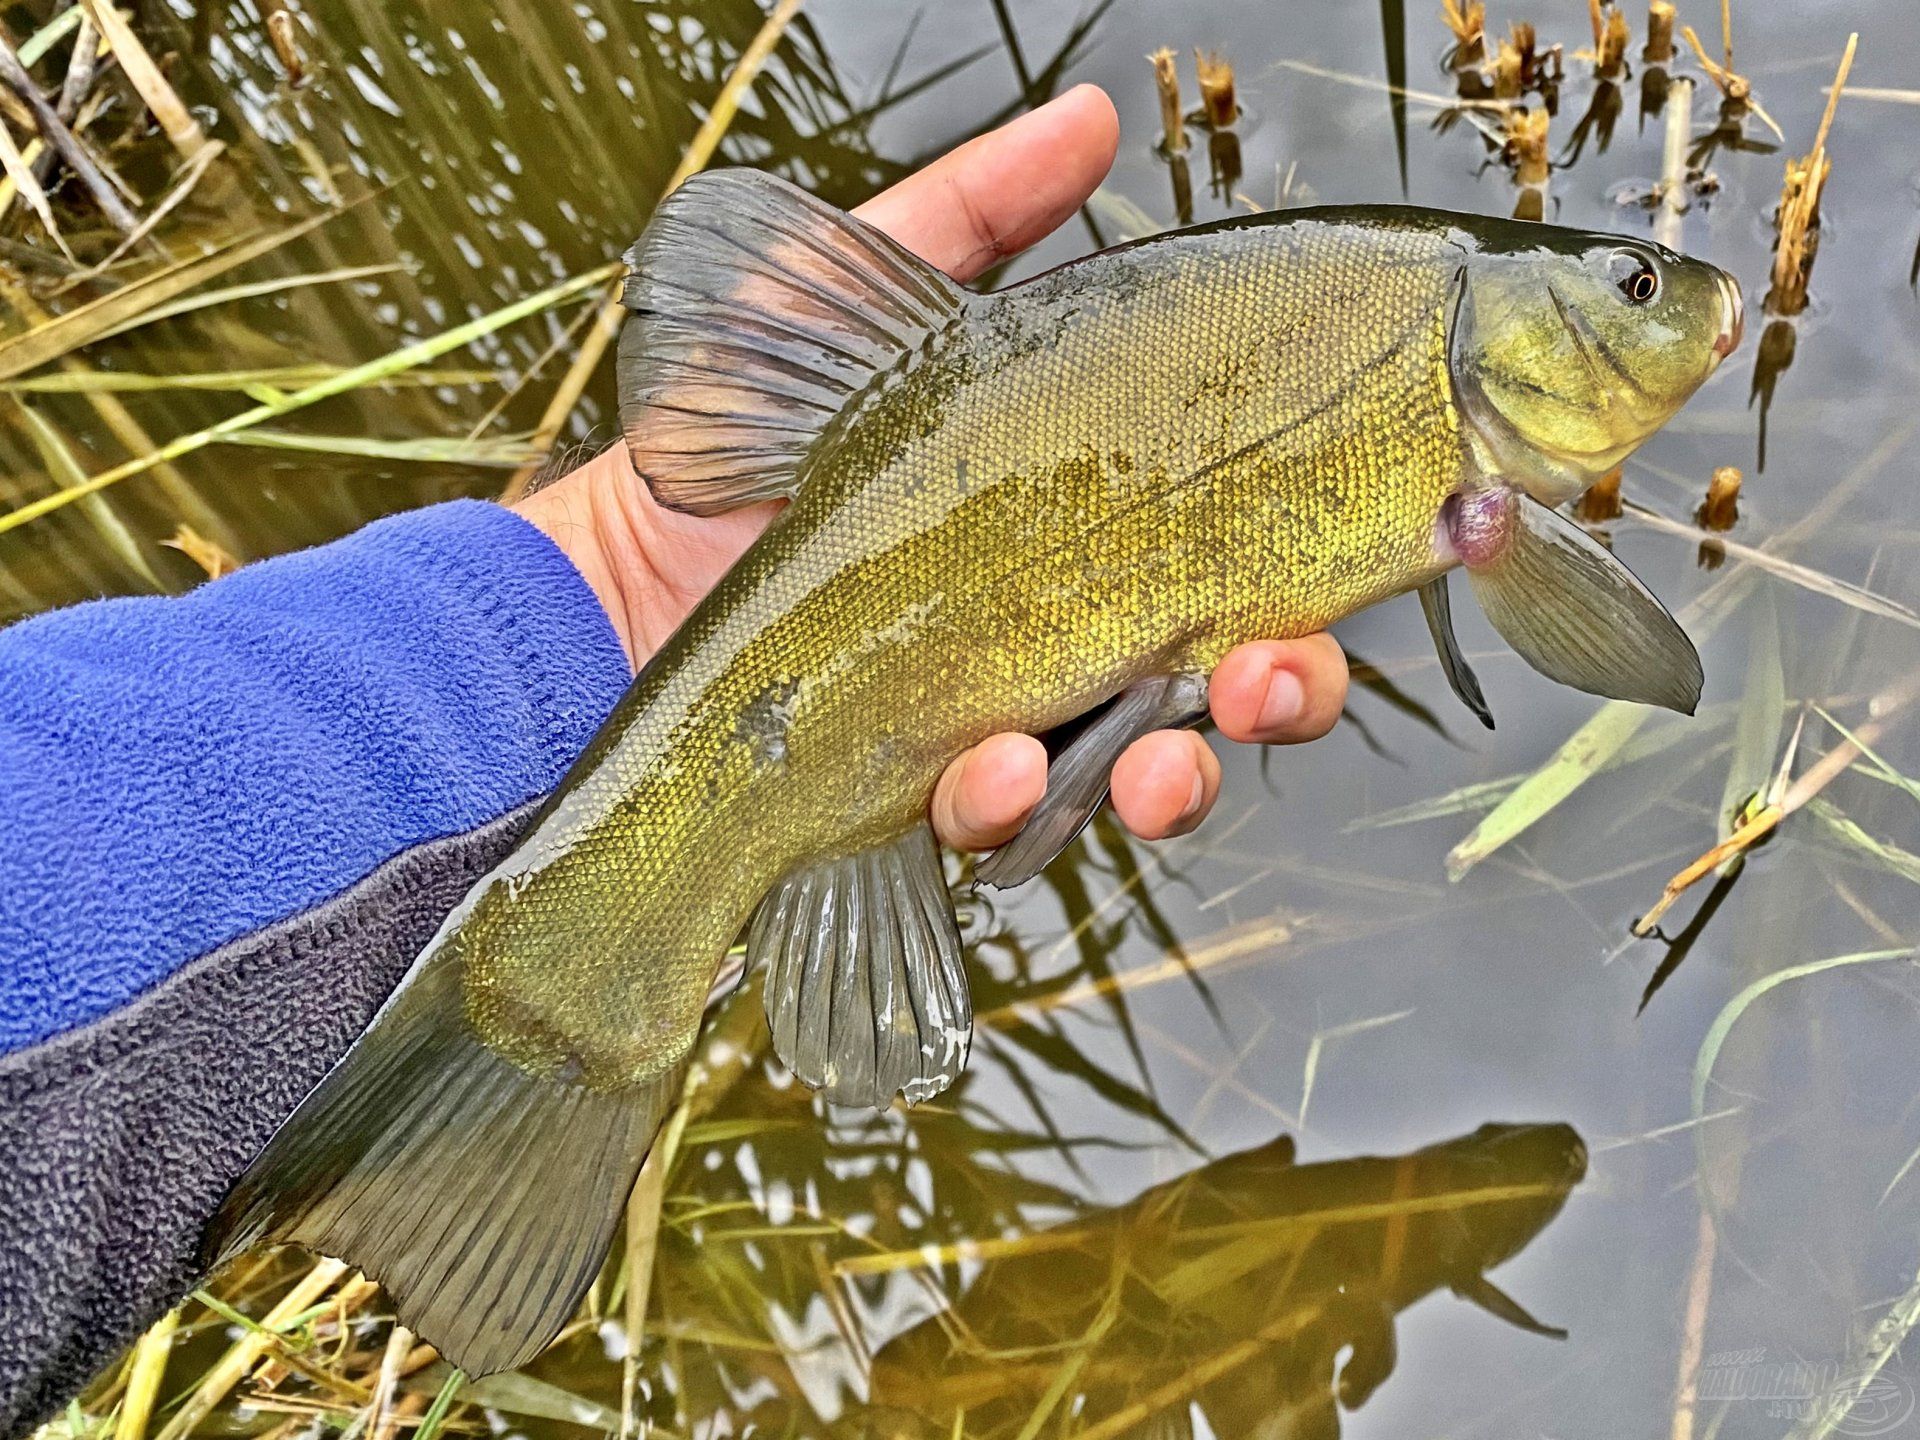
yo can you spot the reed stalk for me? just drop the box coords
[1698,465,1741,531]
[1193,50,1238,127]
[80,0,209,158]
[1645,0,1675,63]
[1150,47,1186,153]
[1768,33,1857,314]
[0,32,137,232]
[112,1309,180,1440]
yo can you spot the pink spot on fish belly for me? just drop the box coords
[1444,488,1517,570]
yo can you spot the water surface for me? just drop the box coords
[9,1,1920,1436]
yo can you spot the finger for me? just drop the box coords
[1110,730,1221,841]
[853,84,1120,282]
[1209,636,1350,745]
[931,732,1048,851]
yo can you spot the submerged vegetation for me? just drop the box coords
[2,0,1917,1436]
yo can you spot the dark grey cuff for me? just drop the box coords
[0,804,536,1440]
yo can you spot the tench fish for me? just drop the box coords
[866,1120,1587,1437]
[208,173,1741,1375]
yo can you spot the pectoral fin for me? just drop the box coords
[751,822,970,1108]
[1452,1274,1568,1339]
[204,949,682,1377]
[1460,491,1703,714]
[1333,1298,1399,1408]
[617,169,967,515]
[974,672,1211,890]
[1418,576,1494,729]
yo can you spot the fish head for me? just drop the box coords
[1449,225,1743,504]
[1429,1121,1590,1270]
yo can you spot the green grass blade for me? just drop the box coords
[1813,704,1920,806]
[1624,502,1920,632]
[442,1371,619,1429]
[1347,774,1523,831]
[0,208,355,383]
[1692,948,1912,1121]
[410,1370,464,1440]
[1787,1264,1920,1440]
[1804,799,1920,885]
[91,264,404,345]
[1084,185,1166,240]
[1445,700,1652,881]
[1717,591,1785,851]
[0,260,621,533]
[214,429,542,466]
[0,366,496,394]
[15,401,164,591]
[1298,1008,1414,1127]
[18,3,85,66]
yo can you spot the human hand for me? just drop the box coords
[515,83,1349,853]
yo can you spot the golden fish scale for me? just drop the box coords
[460,218,1472,1088]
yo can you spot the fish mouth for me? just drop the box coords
[1711,269,1745,362]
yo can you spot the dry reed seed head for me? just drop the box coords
[1645,0,1676,63]
[1679,24,1749,103]
[1505,106,1551,185]
[1768,149,1831,313]
[1193,49,1239,128]
[1577,467,1624,522]
[1509,21,1539,81]
[1150,47,1187,154]
[1442,0,1487,52]
[1493,39,1524,99]
[1698,465,1741,530]
[1587,0,1630,77]
[266,9,306,85]
[162,523,241,578]
[1603,6,1631,72]
[1441,0,1483,43]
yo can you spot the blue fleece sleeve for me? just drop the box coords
[0,499,631,1052]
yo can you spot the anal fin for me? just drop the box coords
[204,950,682,1377]
[751,822,969,1109]
[975,672,1210,890]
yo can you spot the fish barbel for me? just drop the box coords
[208,172,1741,1372]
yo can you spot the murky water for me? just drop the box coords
[10,0,1920,1436]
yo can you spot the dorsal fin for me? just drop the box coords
[616,168,967,516]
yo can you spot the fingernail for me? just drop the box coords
[1257,668,1305,733]
[1179,769,1207,820]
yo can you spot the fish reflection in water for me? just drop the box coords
[865,1122,1587,1439]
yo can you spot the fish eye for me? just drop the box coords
[1607,249,1660,304]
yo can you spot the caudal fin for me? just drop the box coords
[204,951,682,1376]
